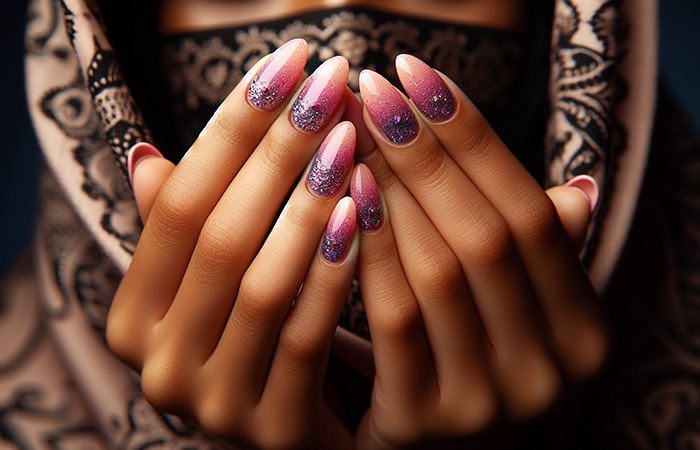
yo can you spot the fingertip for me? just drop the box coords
[546,185,592,250]
[128,145,175,221]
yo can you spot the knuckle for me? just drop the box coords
[462,218,517,273]
[513,191,563,251]
[193,221,243,272]
[409,144,450,191]
[279,322,326,366]
[563,318,614,383]
[508,355,564,420]
[372,295,423,344]
[455,112,498,163]
[140,354,192,414]
[259,137,298,176]
[412,247,465,298]
[105,312,139,367]
[149,181,202,242]
[236,277,287,327]
[446,387,501,435]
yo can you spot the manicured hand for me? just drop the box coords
[107,39,357,449]
[352,55,612,449]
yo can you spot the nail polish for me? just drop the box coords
[307,122,356,197]
[396,54,455,121]
[564,174,600,215]
[359,70,419,144]
[127,142,163,187]
[341,90,376,156]
[291,56,349,133]
[350,164,383,231]
[247,39,308,111]
[321,197,357,263]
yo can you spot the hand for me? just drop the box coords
[351,55,612,448]
[107,39,358,449]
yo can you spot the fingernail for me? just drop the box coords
[247,39,308,111]
[341,89,376,156]
[359,70,419,144]
[127,142,163,187]
[291,56,349,133]
[564,175,600,216]
[396,54,455,121]
[350,164,383,231]
[307,122,356,197]
[322,197,357,263]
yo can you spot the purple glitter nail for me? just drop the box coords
[321,198,356,263]
[291,56,348,133]
[350,164,382,231]
[396,54,455,121]
[247,39,307,111]
[307,122,356,197]
[359,70,418,144]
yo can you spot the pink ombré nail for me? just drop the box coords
[321,197,357,263]
[291,56,349,133]
[247,39,308,111]
[359,70,419,144]
[396,54,455,121]
[350,164,383,231]
[307,122,356,197]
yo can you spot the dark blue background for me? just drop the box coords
[1,1,699,275]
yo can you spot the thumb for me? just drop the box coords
[545,175,600,251]
[127,143,175,221]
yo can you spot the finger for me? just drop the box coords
[396,55,611,381]
[206,122,355,391]
[546,175,599,250]
[127,143,174,221]
[350,164,436,400]
[264,198,359,418]
[156,57,349,368]
[112,39,309,337]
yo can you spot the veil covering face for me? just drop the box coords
[9,0,697,448]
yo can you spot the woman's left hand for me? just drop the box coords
[351,55,613,449]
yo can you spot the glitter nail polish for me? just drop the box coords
[396,54,455,121]
[321,197,356,263]
[247,39,308,111]
[359,70,419,144]
[307,122,356,197]
[291,56,349,133]
[350,164,383,231]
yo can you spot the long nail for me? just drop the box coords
[396,54,455,121]
[564,175,600,215]
[291,56,349,133]
[350,164,383,231]
[322,197,357,263]
[307,122,356,197]
[359,70,419,144]
[127,142,163,187]
[247,39,308,111]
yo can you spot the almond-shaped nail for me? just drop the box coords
[564,174,600,215]
[127,142,163,187]
[307,122,356,196]
[396,54,455,121]
[350,164,383,231]
[291,56,349,133]
[247,39,308,111]
[322,197,357,263]
[359,70,419,144]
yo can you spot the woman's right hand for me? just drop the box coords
[107,39,356,449]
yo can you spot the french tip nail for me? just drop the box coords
[564,174,600,215]
[127,142,163,187]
